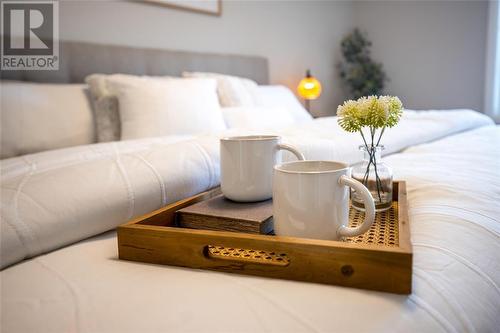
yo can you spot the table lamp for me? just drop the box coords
[297,69,322,113]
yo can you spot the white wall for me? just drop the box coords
[353,0,489,112]
[58,0,489,115]
[485,0,500,121]
[59,0,354,117]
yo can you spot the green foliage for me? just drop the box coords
[338,29,388,99]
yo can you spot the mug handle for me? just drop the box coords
[277,143,305,160]
[337,175,376,238]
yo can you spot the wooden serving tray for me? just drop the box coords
[117,181,412,294]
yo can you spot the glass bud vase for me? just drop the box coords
[351,145,393,212]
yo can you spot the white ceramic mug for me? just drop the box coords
[221,135,305,202]
[273,160,375,240]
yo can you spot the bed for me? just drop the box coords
[1,41,499,333]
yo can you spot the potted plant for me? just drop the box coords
[338,29,387,99]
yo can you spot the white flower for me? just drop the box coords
[337,95,403,131]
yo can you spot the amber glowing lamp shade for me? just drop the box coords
[297,69,322,113]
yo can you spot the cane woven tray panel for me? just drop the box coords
[205,203,399,265]
[345,202,399,246]
[118,181,412,294]
[206,245,291,266]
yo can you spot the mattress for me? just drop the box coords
[2,125,499,332]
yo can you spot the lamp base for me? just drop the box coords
[305,99,311,113]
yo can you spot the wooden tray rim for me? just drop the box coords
[118,181,411,254]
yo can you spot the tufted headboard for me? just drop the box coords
[0,39,269,84]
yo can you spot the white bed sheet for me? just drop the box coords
[1,110,492,269]
[1,125,499,333]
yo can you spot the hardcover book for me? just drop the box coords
[176,195,273,234]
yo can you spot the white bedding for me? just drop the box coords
[2,125,499,332]
[0,110,493,269]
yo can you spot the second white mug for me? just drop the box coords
[220,135,304,202]
[273,160,376,241]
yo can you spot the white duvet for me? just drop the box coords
[1,124,499,332]
[0,109,493,269]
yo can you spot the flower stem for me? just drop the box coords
[359,129,369,151]
[359,128,384,205]
[373,154,383,202]
[376,127,386,146]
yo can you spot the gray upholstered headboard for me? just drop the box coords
[0,40,269,84]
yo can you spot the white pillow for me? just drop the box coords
[255,85,313,122]
[0,81,95,159]
[221,106,296,130]
[105,76,226,140]
[85,74,173,142]
[182,72,259,107]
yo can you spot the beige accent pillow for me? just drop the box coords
[0,81,96,159]
[105,76,226,140]
[182,72,259,107]
[85,74,121,142]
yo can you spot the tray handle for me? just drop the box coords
[204,245,290,267]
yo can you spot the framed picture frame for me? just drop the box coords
[143,0,222,16]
